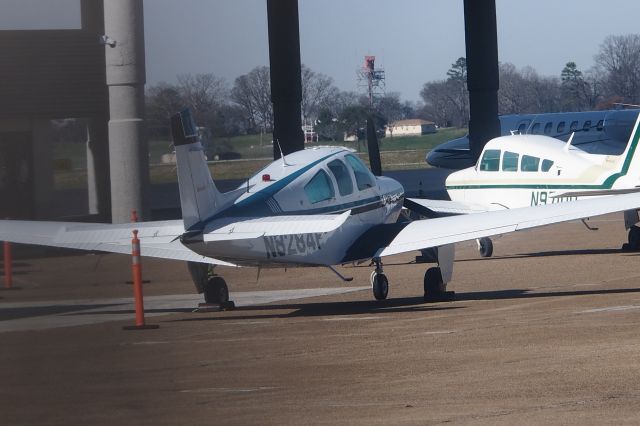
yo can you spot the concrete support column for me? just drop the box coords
[463,0,501,162]
[104,0,148,223]
[86,118,111,217]
[267,0,304,159]
[31,120,54,219]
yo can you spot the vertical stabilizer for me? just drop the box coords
[171,109,222,230]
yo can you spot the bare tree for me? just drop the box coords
[231,66,273,133]
[177,73,229,128]
[300,65,338,123]
[595,34,640,105]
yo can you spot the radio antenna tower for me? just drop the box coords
[357,55,385,109]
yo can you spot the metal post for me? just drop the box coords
[3,241,12,289]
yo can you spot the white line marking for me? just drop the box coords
[577,305,640,314]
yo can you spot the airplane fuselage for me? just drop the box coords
[182,147,405,266]
[446,113,640,210]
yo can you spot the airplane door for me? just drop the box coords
[0,132,33,219]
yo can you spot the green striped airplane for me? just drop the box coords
[411,110,640,257]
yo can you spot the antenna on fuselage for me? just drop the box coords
[275,139,292,167]
[564,131,576,153]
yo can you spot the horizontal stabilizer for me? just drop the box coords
[203,211,351,242]
[0,220,235,266]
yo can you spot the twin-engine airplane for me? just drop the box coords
[413,110,640,257]
[3,109,640,304]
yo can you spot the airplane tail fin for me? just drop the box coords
[171,109,222,230]
[610,111,640,180]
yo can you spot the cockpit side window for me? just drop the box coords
[541,159,554,172]
[304,169,335,204]
[479,149,501,171]
[521,155,540,172]
[327,159,353,196]
[502,151,519,172]
[345,154,376,190]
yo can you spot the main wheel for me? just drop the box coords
[203,276,229,304]
[371,272,389,300]
[423,267,445,298]
[627,226,640,251]
[478,237,494,258]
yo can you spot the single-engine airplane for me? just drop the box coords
[412,110,640,257]
[3,109,640,304]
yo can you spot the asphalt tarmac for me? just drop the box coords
[2,214,640,424]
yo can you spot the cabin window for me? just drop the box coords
[531,123,541,134]
[517,123,527,134]
[502,151,519,172]
[570,121,578,132]
[596,120,604,131]
[557,121,566,133]
[479,149,501,171]
[327,159,353,196]
[521,155,540,172]
[583,120,591,131]
[345,154,376,190]
[541,159,554,172]
[304,170,335,204]
[544,122,553,135]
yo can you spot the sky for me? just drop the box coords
[1,0,640,102]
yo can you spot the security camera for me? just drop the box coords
[99,35,116,48]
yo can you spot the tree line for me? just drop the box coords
[144,33,640,142]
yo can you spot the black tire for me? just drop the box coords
[628,226,640,251]
[423,267,444,297]
[372,273,389,300]
[479,237,494,258]
[204,276,229,304]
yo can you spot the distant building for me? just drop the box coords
[386,119,437,137]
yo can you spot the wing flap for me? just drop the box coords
[405,198,492,216]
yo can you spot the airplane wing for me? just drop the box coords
[404,198,493,217]
[378,191,640,257]
[0,219,235,266]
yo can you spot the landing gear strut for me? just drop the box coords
[370,258,389,300]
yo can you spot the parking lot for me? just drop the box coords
[2,214,640,425]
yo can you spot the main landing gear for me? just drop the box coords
[477,237,493,258]
[623,225,640,251]
[187,262,235,309]
[370,244,456,303]
[370,258,389,300]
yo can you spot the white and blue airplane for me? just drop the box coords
[3,109,640,304]
[426,108,640,169]
[412,109,640,257]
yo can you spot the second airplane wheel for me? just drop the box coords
[423,267,444,298]
[204,276,229,305]
[372,273,389,300]
[627,226,640,251]
[479,237,494,258]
